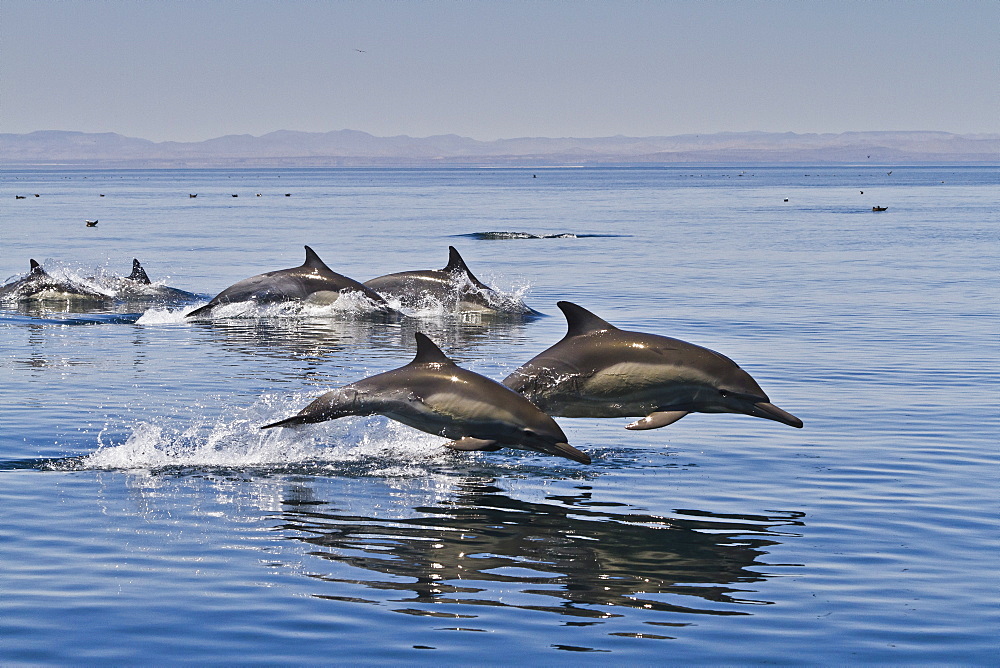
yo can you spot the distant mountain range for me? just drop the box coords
[2,130,997,167]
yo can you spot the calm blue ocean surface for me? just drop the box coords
[1,165,997,664]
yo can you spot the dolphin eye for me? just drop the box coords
[719,390,730,398]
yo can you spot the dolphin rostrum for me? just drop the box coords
[363,246,539,315]
[0,259,111,304]
[262,332,590,464]
[503,301,802,430]
[187,245,394,318]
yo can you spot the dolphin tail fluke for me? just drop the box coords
[625,411,689,430]
[444,437,502,452]
[549,442,591,464]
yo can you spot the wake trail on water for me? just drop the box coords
[39,385,598,475]
[456,231,631,240]
[137,293,394,324]
[137,281,539,324]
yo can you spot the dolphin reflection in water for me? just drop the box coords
[277,479,806,618]
[504,301,802,431]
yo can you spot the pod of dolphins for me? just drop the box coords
[2,245,802,465]
[0,258,197,305]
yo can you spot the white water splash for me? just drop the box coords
[0,262,116,302]
[136,304,202,324]
[80,409,452,474]
[378,273,537,317]
[136,293,397,324]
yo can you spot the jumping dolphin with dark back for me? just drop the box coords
[503,301,802,430]
[262,332,590,464]
[187,246,395,318]
[363,246,540,315]
[0,259,111,304]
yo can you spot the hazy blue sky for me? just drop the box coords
[3,0,997,142]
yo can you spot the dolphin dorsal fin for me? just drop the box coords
[442,246,470,273]
[129,259,151,284]
[29,259,46,275]
[442,246,491,290]
[411,332,456,366]
[558,301,618,337]
[302,245,333,272]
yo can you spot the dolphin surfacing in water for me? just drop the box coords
[363,246,539,315]
[503,301,802,430]
[0,259,111,304]
[114,259,197,303]
[262,332,589,464]
[187,246,394,318]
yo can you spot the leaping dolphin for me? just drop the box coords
[262,332,590,464]
[0,259,111,304]
[187,246,395,318]
[363,246,540,315]
[503,301,802,430]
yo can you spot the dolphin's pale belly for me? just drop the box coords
[425,390,523,426]
[18,287,110,303]
[369,275,498,313]
[30,288,87,301]
[304,290,341,305]
[379,390,522,440]
[115,283,196,304]
[521,361,717,418]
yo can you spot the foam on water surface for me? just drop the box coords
[78,395,453,474]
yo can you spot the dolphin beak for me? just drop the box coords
[751,402,803,428]
[550,442,592,464]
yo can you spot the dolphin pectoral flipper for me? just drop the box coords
[625,411,690,430]
[445,437,502,452]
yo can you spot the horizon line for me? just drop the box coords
[6,128,999,144]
